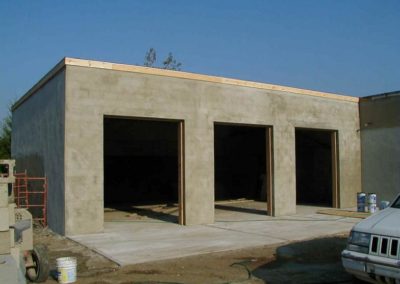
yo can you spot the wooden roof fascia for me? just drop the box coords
[65,57,358,103]
[13,57,359,112]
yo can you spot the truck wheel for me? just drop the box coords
[26,244,50,283]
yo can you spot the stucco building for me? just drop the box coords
[359,91,400,204]
[11,58,362,235]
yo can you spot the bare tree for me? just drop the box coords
[162,52,182,71]
[144,48,182,71]
[144,48,157,67]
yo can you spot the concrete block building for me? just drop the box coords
[11,58,361,235]
[359,91,400,203]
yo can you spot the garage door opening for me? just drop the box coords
[295,129,339,207]
[104,117,185,224]
[214,124,273,218]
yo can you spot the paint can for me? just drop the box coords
[57,257,77,284]
[380,201,390,210]
[368,203,377,214]
[357,192,366,212]
[368,193,377,204]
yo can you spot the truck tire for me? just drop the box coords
[26,244,50,283]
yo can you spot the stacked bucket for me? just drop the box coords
[357,192,377,213]
[357,192,366,212]
[367,193,377,213]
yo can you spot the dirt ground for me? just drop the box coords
[32,225,353,284]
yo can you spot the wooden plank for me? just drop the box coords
[14,56,359,113]
[215,198,253,205]
[266,127,274,216]
[331,131,340,208]
[317,209,369,219]
[178,121,186,225]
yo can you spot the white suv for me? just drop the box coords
[342,194,400,283]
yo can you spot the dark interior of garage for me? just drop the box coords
[104,117,179,210]
[214,124,267,203]
[295,129,333,207]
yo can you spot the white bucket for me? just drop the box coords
[368,193,377,204]
[56,257,77,284]
[368,203,377,214]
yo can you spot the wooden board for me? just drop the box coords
[317,209,370,219]
[13,56,359,114]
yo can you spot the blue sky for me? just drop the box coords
[1,0,399,121]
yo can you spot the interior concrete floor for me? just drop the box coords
[104,199,269,223]
[70,201,359,266]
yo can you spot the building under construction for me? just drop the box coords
[11,58,362,235]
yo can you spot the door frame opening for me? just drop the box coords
[103,116,186,225]
[295,128,339,208]
[213,122,274,217]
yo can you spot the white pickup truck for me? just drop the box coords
[342,194,400,283]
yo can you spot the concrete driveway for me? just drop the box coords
[69,205,360,266]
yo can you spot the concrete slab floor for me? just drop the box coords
[69,204,360,266]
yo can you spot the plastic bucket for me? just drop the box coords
[368,193,377,204]
[57,257,77,284]
[356,192,366,212]
[368,203,377,214]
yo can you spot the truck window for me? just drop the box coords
[392,196,400,209]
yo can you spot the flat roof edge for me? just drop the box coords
[65,58,358,103]
[13,57,359,111]
[360,90,400,101]
[12,58,67,111]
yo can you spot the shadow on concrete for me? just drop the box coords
[215,204,268,216]
[250,236,352,284]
